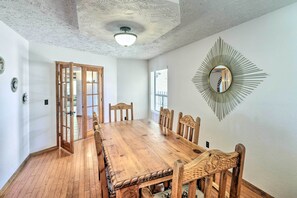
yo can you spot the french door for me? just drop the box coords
[56,62,104,153]
[83,67,103,138]
[59,62,74,153]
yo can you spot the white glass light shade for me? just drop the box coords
[114,33,137,47]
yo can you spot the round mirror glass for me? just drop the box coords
[209,65,232,93]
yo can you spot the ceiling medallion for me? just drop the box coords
[192,37,267,121]
[114,26,137,47]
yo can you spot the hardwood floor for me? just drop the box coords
[2,137,270,198]
[2,138,101,198]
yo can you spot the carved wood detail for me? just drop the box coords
[116,185,139,198]
[109,102,134,122]
[160,108,171,117]
[110,103,132,110]
[179,115,196,128]
[183,149,239,184]
[177,112,201,144]
[159,107,174,130]
[93,112,102,131]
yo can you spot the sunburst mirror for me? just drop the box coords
[192,37,267,121]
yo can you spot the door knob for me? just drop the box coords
[66,111,76,116]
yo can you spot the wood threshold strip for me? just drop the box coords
[0,146,58,197]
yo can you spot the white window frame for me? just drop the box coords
[151,69,168,112]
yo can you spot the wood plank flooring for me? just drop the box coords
[2,137,270,198]
[1,138,100,198]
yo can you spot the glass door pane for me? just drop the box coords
[60,63,74,153]
[84,68,102,137]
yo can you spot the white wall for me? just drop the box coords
[29,42,117,153]
[149,3,297,197]
[117,59,149,119]
[0,21,29,189]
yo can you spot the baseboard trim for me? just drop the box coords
[0,155,30,197]
[0,146,59,197]
[226,171,274,198]
[243,178,274,198]
[30,146,58,157]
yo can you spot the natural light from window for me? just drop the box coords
[150,69,168,111]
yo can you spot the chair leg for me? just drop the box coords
[164,181,169,190]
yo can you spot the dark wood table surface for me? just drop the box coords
[100,119,205,197]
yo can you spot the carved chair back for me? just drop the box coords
[159,107,174,130]
[171,144,245,198]
[93,112,100,131]
[94,129,109,198]
[176,112,201,144]
[109,102,134,123]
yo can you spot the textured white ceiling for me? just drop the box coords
[0,0,296,59]
[76,0,180,44]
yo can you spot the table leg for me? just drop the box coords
[116,185,139,198]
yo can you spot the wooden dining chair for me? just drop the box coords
[142,144,245,198]
[109,102,134,123]
[176,112,201,144]
[159,107,174,130]
[152,107,174,191]
[93,112,100,131]
[94,130,115,198]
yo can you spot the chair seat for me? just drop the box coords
[152,185,204,198]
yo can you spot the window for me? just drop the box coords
[150,69,168,111]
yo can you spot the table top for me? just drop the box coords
[100,120,205,190]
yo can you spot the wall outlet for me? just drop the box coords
[206,141,209,148]
[44,99,48,105]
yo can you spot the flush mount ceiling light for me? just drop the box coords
[114,26,137,47]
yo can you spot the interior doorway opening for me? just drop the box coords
[56,61,104,153]
[73,66,83,141]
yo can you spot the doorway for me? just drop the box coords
[56,62,104,153]
[73,66,83,141]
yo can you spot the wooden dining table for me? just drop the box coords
[100,119,206,198]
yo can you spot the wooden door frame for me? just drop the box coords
[55,62,74,153]
[82,66,104,138]
[56,61,104,147]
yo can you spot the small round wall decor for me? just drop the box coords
[11,77,18,92]
[22,93,28,104]
[0,56,4,74]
